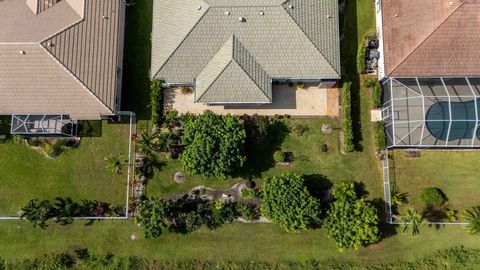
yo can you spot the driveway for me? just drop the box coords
[164,83,339,117]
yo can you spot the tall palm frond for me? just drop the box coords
[390,188,408,206]
[104,152,125,175]
[464,206,480,234]
[20,199,51,229]
[54,197,80,225]
[137,130,156,154]
[401,208,423,236]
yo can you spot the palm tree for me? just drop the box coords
[401,208,423,236]
[464,206,480,234]
[390,188,408,207]
[156,132,174,152]
[137,130,156,154]
[104,152,125,175]
[20,199,51,229]
[53,197,80,225]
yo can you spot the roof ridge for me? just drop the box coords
[281,0,340,76]
[388,3,464,76]
[231,37,272,101]
[196,60,234,102]
[39,43,114,114]
[153,1,210,79]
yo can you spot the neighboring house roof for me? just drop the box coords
[0,0,125,119]
[382,0,480,77]
[151,0,340,103]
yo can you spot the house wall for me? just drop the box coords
[375,0,386,79]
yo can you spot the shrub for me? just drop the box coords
[324,182,380,250]
[465,206,480,234]
[374,121,386,150]
[261,174,320,232]
[165,110,178,124]
[236,203,259,221]
[181,111,246,179]
[372,82,382,108]
[291,123,307,136]
[320,144,329,152]
[420,187,445,207]
[241,188,258,199]
[136,199,172,238]
[273,150,285,163]
[150,80,163,125]
[341,82,354,152]
[357,39,367,74]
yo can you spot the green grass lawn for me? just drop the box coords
[0,220,479,265]
[392,150,480,216]
[0,121,129,215]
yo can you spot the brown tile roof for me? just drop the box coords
[0,0,125,119]
[382,0,480,77]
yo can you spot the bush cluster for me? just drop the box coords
[420,187,445,207]
[341,82,354,152]
[357,40,367,74]
[136,197,260,238]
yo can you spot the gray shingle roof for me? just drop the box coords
[195,36,272,103]
[151,0,340,103]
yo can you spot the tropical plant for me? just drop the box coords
[20,199,52,229]
[181,111,246,179]
[420,187,445,207]
[464,206,480,234]
[104,152,125,175]
[324,182,380,251]
[53,197,79,225]
[150,80,163,125]
[137,130,156,155]
[261,174,320,232]
[165,110,179,124]
[444,209,457,222]
[236,202,259,221]
[135,199,173,238]
[401,208,424,236]
[156,131,173,152]
[390,188,408,207]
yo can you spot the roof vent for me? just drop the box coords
[239,16,245,22]
[46,42,54,47]
[449,1,454,6]
[259,11,264,15]
[19,50,25,55]
[288,4,293,9]
[326,14,331,18]
[102,15,110,20]
[225,11,230,15]
[197,5,202,10]
[394,13,398,17]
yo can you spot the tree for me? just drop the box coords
[135,199,173,238]
[104,152,125,175]
[464,206,480,234]
[181,111,246,179]
[53,197,79,225]
[20,199,52,229]
[137,130,156,155]
[401,208,423,236]
[261,174,320,232]
[324,182,380,251]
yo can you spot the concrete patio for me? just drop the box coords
[164,83,339,117]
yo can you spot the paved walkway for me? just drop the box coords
[164,83,339,117]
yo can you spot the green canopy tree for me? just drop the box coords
[324,182,380,251]
[20,199,52,229]
[261,174,320,232]
[181,111,246,179]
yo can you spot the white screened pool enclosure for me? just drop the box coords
[10,115,75,136]
[382,77,480,148]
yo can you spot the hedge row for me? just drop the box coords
[356,39,367,74]
[374,121,386,150]
[2,246,479,270]
[342,82,354,152]
[150,80,163,125]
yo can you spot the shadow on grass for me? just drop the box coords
[77,120,102,137]
[370,197,398,239]
[242,120,289,177]
[121,0,153,121]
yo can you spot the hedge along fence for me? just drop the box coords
[374,121,386,150]
[342,82,354,152]
[357,39,367,74]
[150,80,163,125]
